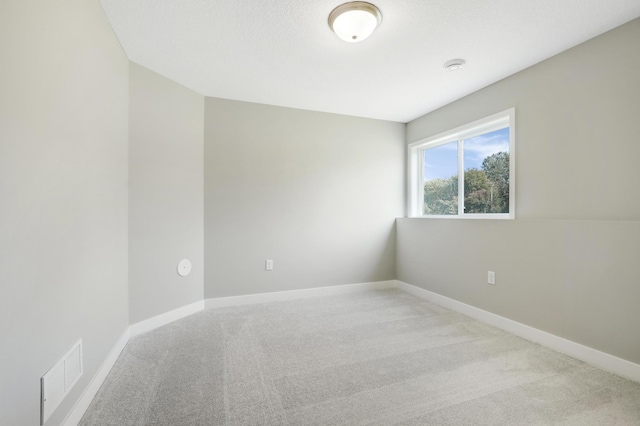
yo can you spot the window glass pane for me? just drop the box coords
[423,141,458,215]
[463,127,510,214]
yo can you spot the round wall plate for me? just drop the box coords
[177,259,192,277]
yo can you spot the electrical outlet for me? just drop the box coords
[265,259,273,271]
[488,271,496,285]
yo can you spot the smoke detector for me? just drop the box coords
[444,59,466,71]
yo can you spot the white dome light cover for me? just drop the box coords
[329,2,382,43]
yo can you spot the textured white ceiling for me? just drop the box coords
[98,0,640,122]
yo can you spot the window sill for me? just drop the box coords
[408,214,514,220]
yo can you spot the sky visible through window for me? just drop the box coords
[424,127,510,180]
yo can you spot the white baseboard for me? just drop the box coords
[395,280,640,383]
[59,279,639,426]
[61,301,206,425]
[130,300,205,337]
[205,280,396,309]
[61,328,130,426]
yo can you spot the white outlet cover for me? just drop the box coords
[177,259,192,277]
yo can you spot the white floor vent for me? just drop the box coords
[41,339,83,425]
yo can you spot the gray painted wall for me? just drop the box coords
[399,19,640,363]
[0,1,129,424]
[204,98,405,298]
[129,63,204,324]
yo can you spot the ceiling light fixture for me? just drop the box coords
[329,2,382,43]
[444,59,466,71]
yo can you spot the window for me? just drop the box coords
[408,108,515,219]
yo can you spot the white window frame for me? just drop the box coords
[408,108,515,219]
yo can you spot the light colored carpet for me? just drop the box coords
[80,289,640,425]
